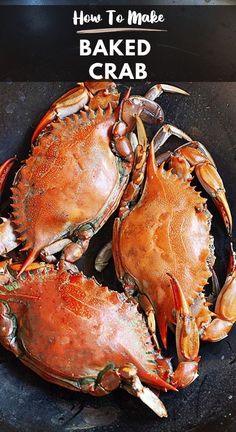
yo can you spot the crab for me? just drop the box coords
[105,117,236,388]
[0,260,181,418]
[0,81,188,276]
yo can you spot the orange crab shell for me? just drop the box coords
[0,264,173,394]
[11,104,127,267]
[116,143,213,347]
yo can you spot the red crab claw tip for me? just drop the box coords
[157,314,168,350]
[140,370,177,392]
[124,87,132,100]
[31,109,56,143]
[0,157,16,194]
[167,273,188,314]
[17,248,39,278]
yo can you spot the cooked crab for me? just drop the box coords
[99,117,235,388]
[0,260,180,418]
[0,82,188,276]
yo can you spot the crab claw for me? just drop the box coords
[171,360,199,389]
[31,83,90,143]
[0,157,16,195]
[144,84,189,101]
[195,161,232,236]
[215,246,236,323]
[201,317,233,342]
[167,274,200,362]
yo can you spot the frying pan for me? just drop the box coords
[0,82,235,432]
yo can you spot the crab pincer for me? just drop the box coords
[167,274,200,388]
[0,261,177,418]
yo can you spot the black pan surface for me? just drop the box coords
[0,82,235,432]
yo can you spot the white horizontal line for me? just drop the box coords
[76,27,167,34]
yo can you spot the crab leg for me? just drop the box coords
[144,83,189,101]
[175,143,232,236]
[95,241,112,272]
[97,120,148,272]
[201,244,236,342]
[168,274,200,388]
[31,81,118,143]
[112,97,164,170]
[31,83,90,142]
[40,238,72,263]
[129,82,189,132]
[118,117,148,218]
[113,117,149,287]
[95,130,146,272]
[152,124,192,152]
[138,293,160,350]
[120,364,168,418]
[112,84,188,159]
